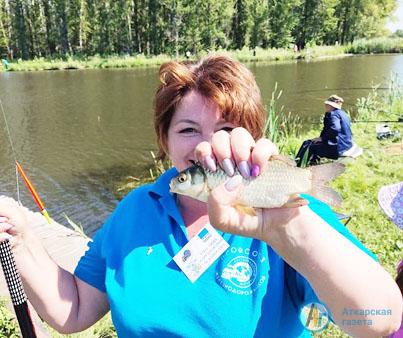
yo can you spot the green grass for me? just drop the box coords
[0,298,19,338]
[1,54,174,72]
[1,37,402,72]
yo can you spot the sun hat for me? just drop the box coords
[378,182,403,229]
[324,94,344,109]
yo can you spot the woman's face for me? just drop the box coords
[167,91,236,171]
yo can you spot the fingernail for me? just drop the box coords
[0,223,12,231]
[204,155,217,172]
[222,158,235,176]
[225,175,243,191]
[251,164,260,177]
[238,161,250,179]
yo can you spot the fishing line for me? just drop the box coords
[0,97,21,204]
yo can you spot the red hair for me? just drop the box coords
[154,54,266,159]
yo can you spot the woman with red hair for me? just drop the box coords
[0,54,401,337]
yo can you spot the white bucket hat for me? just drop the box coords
[324,94,344,110]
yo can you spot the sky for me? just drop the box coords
[386,0,403,32]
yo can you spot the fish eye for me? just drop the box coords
[178,173,187,183]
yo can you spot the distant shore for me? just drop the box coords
[1,37,402,72]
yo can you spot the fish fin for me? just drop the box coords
[309,185,343,208]
[283,194,309,208]
[310,162,345,183]
[270,154,297,166]
[234,204,257,216]
[309,162,345,207]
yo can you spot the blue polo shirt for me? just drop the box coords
[74,168,376,338]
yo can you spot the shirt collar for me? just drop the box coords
[148,167,185,227]
[149,167,179,198]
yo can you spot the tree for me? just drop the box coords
[0,0,11,57]
[249,0,268,49]
[267,0,300,48]
[230,0,249,49]
[10,0,30,59]
[55,0,70,54]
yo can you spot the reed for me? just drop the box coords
[346,37,403,54]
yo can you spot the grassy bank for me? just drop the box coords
[1,37,402,72]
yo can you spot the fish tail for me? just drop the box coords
[309,163,345,207]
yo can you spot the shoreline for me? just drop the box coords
[1,37,402,72]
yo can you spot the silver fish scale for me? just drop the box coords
[205,161,312,208]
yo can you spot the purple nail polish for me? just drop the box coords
[238,161,250,179]
[251,164,260,177]
[222,158,235,176]
[204,155,217,172]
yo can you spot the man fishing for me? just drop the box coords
[295,95,353,166]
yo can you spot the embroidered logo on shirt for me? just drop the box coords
[221,256,257,288]
[215,245,267,296]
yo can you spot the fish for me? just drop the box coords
[169,155,345,214]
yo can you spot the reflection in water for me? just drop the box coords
[0,55,402,235]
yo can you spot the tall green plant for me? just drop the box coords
[385,72,402,115]
[354,84,381,122]
[264,82,283,143]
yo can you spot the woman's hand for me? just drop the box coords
[195,127,278,179]
[194,127,306,243]
[0,198,31,249]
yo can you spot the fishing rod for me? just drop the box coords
[309,119,403,124]
[0,98,38,338]
[351,120,403,123]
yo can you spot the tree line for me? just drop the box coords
[0,0,397,60]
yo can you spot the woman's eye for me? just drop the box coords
[220,127,234,132]
[179,128,197,134]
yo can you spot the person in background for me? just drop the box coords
[0,56,401,338]
[296,94,353,166]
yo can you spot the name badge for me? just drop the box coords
[173,224,229,283]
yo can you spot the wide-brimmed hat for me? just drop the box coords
[324,94,344,109]
[378,182,403,229]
